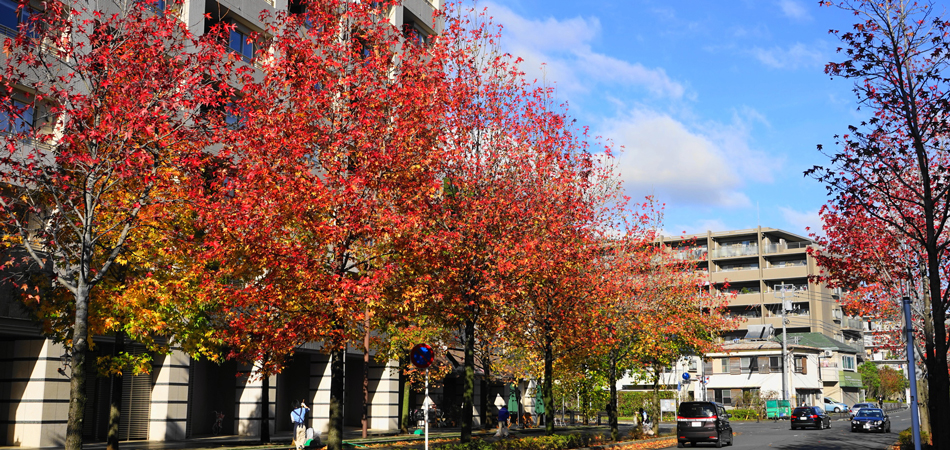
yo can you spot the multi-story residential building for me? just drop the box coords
[616,227,868,407]
[661,227,862,347]
[0,0,445,447]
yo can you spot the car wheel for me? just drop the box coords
[716,432,723,448]
[827,419,831,429]
[791,426,797,430]
[677,442,684,448]
[834,407,841,413]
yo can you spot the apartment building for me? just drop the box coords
[0,0,446,447]
[661,227,863,347]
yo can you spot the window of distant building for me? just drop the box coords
[842,355,855,371]
[769,356,781,372]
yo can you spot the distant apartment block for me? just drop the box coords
[660,227,863,348]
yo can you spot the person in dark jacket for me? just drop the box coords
[495,406,510,437]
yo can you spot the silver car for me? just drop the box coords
[850,402,877,419]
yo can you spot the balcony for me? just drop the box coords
[711,245,758,259]
[820,361,840,381]
[671,247,708,261]
[841,317,864,331]
[762,241,811,254]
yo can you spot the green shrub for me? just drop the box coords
[725,408,760,420]
[437,434,602,450]
[898,428,931,450]
[616,391,675,417]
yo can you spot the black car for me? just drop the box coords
[851,408,891,433]
[790,406,831,430]
[676,401,734,448]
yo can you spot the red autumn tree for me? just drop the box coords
[810,1,950,444]
[196,2,443,449]
[392,3,532,441]
[0,1,233,448]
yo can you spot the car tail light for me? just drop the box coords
[811,415,818,419]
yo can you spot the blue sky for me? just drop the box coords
[477,0,866,238]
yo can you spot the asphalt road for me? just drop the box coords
[666,408,913,449]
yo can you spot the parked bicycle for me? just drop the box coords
[212,410,225,435]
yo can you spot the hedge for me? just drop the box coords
[437,434,599,450]
[616,391,675,417]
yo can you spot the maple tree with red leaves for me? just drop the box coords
[810,0,950,445]
[193,2,444,449]
[0,1,234,448]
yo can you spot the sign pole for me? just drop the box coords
[425,369,430,450]
[903,297,921,450]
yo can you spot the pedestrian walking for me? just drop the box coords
[291,400,310,450]
[496,406,510,437]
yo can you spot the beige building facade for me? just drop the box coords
[662,227,863,348]
[0,0,444,447]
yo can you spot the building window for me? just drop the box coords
[714,389,732,406]
[402,20,430,46]
[720,357,730,374]
[1,98,34,134]
[794,356,807,374]
[842,355,855,371]
[0,0,35,40]
[740,356,758,373]
[229,24,255,61]
[770,356,781,372]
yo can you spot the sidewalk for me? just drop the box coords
[2,423,656,450]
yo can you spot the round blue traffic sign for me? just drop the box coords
[410,343,434,369]
[682,372,690,381]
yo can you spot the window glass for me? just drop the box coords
[678,403,716,418]
[229,27,254,60]
[1,0,20,37]
[1,99,34,133]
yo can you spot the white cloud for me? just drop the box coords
[483,2,687,99]
[778,0,812,21]
[666,219,731,237]
[601,108,773,209]
[780,206,822,237]
[751,42,825,69]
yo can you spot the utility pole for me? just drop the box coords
[774,283,794,403]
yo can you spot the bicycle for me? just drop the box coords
[212,410,225,435]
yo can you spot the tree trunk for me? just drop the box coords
[925,262,948,448]
[918,378,931,438]
[543,334,554,436]
[609,352,618,441]
[480,350,490,429]
[261,372,270,443]
[106,330,125,450]
[460,317,475,442]
[328,346,345,450]
[362,309,370,438]
[66,284,91,450]
[400,355,410,433]
[651,366,660,436]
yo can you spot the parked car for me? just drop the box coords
[790,406,831,430]
[851,408,891,433]
[676,401,734,448]
[850,402,877,419]
[823,397,849,413]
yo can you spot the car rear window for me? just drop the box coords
[792,407,814,415]
[679,403,716,418]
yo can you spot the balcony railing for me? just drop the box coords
[671,247,708,261]
[711,245,758,258]
[763,241,812,254]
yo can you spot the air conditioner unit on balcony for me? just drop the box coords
[823,349,833,358]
